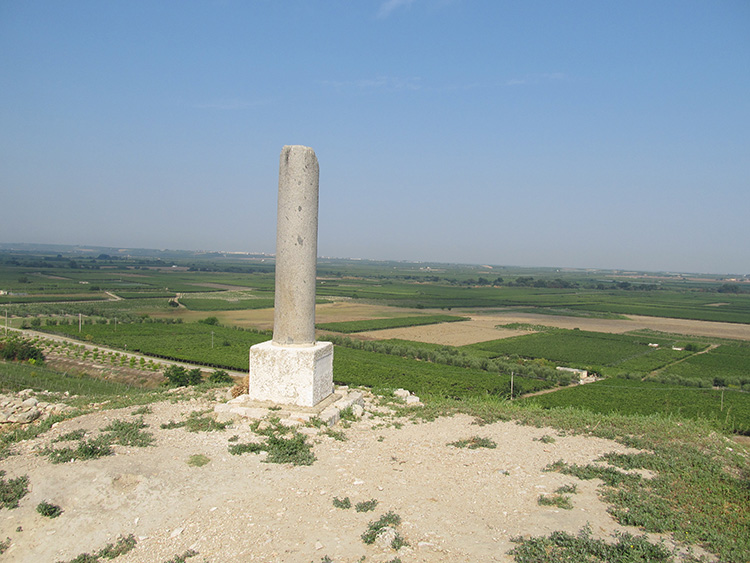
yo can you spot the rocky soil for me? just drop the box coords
[0,388,685,563]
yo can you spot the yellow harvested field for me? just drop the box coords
[358,319,530,346]
[347,309,750,346]
[369,312,750,346]
[156,300,750,345]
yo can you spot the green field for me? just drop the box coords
[114,291,177,299]
[466,329,694,374]
[180,297,276,311]
[333,347,552,398]
[41,322,268,371]
[660,344,750,386]
[317,314,467,333]
[0,294,109,304]
[520,378,750,434]
[3,245,750,432]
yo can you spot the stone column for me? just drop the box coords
[246,145,334,407]
[273,145,319,346]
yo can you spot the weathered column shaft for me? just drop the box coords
[272,145,319,346]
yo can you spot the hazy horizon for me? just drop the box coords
[2,1,748,275]
[1,240,747,278]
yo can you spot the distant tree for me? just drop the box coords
[718,283,741,294]
[199,316,219,325]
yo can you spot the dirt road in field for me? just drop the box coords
[1,389,698,563]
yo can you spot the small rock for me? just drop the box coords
[279,419,303,428]
[11,408,41,424]
[405,395,422,406]
[351,404,364,418]
[394,389,410,399]
[170,527,184,538]
[375,526,397,548]
[315,541,324,550]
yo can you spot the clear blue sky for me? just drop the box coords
[1,1,748,274]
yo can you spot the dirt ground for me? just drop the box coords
[156,301,750,346]
[358,311,750,346]
[0,390,693,563]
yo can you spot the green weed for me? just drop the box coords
[361,511,404,546]
[324,428,347,441]
[555,483,577,494]
[355,499,379,512]
[42,418,154,463]
[60,534,137,562]
[164,549,199,562]
[537,494,573,510]
[52,430,87,443]
[0,538,10,555]
[36,500,63,518]
[0,470,29,509]
[509,525,675,562]
[229,419,315,465]
[228,442,265,455]
[1,413,74,459]
[187,454,210,467]
[42,436,113,463]
[332,496,351,509]
[101,418,155,447]
[265,432,315,465]
[448,436,497,449]
[161,410,230,432]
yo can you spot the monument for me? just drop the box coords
[246,146,334,407]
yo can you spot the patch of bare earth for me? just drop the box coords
[0,394,670,563]
[363,312,750,346]
[358,320,529,346]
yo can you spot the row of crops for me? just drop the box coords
[317,314,468,333]
[22,336,163,372]
[40,323,269,371]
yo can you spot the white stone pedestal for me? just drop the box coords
[247,340,333,407]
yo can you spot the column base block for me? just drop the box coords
[247,340,333,407]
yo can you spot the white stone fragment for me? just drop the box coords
[375,526,397,548]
